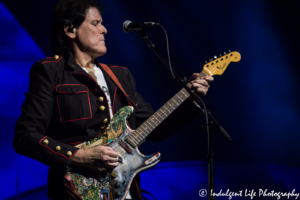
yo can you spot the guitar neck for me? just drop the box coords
[126,70,208,147]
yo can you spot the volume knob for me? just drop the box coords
[115,192,122,197]
[115,182,121,188]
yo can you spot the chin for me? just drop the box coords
[94,48,107,58]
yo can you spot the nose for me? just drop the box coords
[101,24,107,35]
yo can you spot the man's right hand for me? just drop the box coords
[70,146,119,168]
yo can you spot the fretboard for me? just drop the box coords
[126,71,207,147]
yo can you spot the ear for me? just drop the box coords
[64,24,76,39]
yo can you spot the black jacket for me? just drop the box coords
[13,52,200,199]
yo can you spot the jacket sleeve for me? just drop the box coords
[13,62,78,168]
[127,69,202,142]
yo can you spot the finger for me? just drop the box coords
[190,81,209,88]
[193,73,200,78]
[101,155,119,163]
[105,150,119,158]
[196,87,208,95]
[188,73,200,82]
[107,161,119,167]
[99,146,119,158]
[202,76,214,82]
[194,79,209,85]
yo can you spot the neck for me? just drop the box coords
[68,46,95,68]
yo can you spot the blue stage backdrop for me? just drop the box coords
[1,0,300,199]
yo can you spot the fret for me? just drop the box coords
[129,137,138,146]
[152,114,161,123]
[136,129,147,138]
[180,89,189,98]
[167,101,175,110]
[133,130,144,142]
[158,108,168,117]
[171,98,180,106]
[149,117,158,126]
[131,132,139,140]
[201,71,208,77]
[130,129,145,146]
[155,110,165,121]
[144,123,153,131]
[175,93,185,102]
[162,105,171,114]
[141,125,151,134]
[182,89,191,98]
[146,120,156,129]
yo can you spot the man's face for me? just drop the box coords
[75,7,107,58]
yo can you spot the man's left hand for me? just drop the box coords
[187,73,214,97]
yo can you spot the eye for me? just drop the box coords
[93,20,102,26]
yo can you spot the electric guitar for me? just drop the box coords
[64,51,241,200]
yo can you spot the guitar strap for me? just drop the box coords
[99,63,138,110]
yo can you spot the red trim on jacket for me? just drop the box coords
[112,86,117,115]
[73,73,112,120]
[56,84,92,123]
[42,56,63,64]
[39,136,78,160]
[109,66,128,70]
[67,141,82,145]
[56,84,89,94]
[94,129,106,138]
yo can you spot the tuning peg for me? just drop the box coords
[210,58,213,61]
[229,49,231,52]
[214,56,217,59]
[219,54,222,57]
[205,61,207,63]
[224,52,226,55]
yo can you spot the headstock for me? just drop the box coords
[203,51,241,76]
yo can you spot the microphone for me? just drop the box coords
[122,20,159,33]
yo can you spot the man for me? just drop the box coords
[13,0,213,199]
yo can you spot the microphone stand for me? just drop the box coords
[137,29,233,200]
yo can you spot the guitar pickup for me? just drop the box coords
[119,140,133,154]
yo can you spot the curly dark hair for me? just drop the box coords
[50,0,103,54]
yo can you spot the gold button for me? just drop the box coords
[100,124,106,129]
[54,55,59,60]
[99,105,105,111]
[43,139,49,145]
[98,96,104,102]
[66,151,72,157]
[103,118,108,123]
[55,146,61,151]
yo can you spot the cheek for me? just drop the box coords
[89,31,101,45]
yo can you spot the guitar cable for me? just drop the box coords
[158,24,210,137]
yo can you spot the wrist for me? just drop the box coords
[70,149,85,166]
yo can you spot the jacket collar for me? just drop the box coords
[63,51,87,74]
[63,51,118,108]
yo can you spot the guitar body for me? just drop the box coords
[64,106,161,200]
